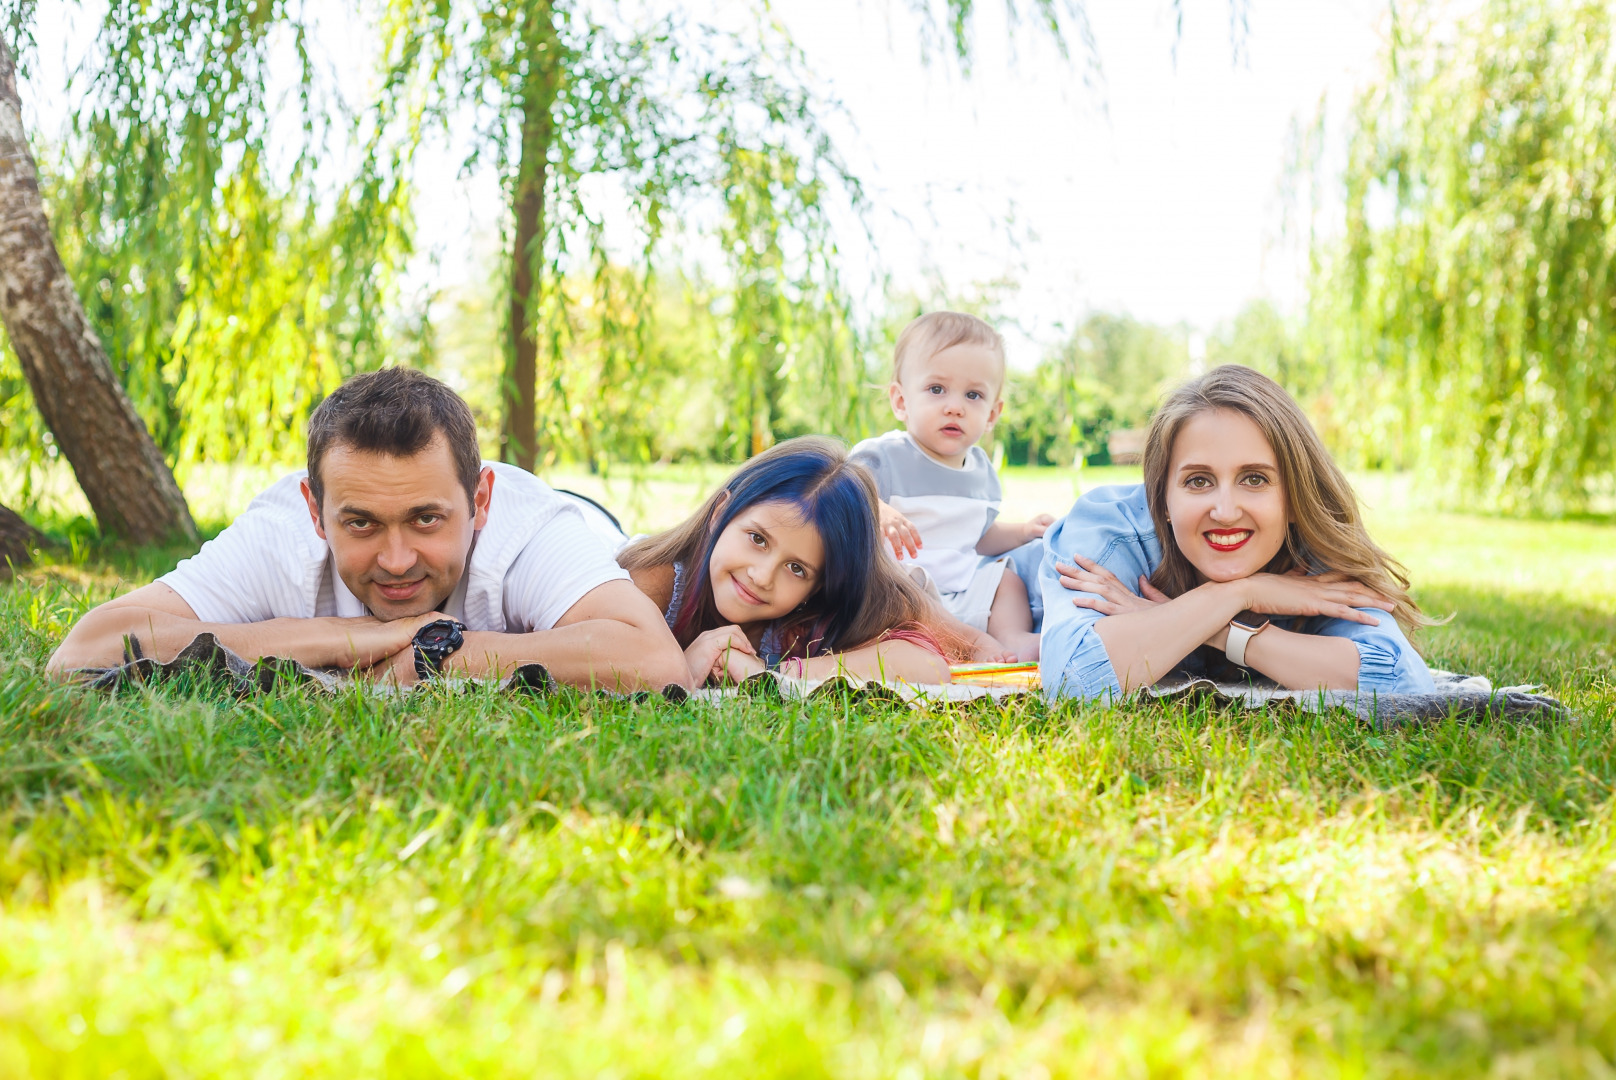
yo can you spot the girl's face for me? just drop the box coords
[1164,408,1290,584]
[708,500,825,626]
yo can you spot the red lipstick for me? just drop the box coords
[1204,529,1253,552]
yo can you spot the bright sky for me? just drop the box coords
[770,0,1391,363]
[26,0,1394,368]
[401,0,1392,367]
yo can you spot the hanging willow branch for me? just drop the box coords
[1310,0,1616,514]
[0,33,196,542]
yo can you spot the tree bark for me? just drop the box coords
[0,501,42,578]
[502,3,560,473]
[0,37,196,544]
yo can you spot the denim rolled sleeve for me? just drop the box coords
[1311,608,1437,693]
[1034,483,1436,700]
[1037,485,1161,702]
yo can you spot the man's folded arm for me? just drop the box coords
[46,582,417,677]
[440,579,692,692]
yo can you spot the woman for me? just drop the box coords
[1039,365,1436,699]
[616,436,970,687]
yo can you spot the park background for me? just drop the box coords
[1,0,1616,1076]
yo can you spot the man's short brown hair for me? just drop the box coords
[305,368,482,508]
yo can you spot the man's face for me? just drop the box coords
[301,436,493,621]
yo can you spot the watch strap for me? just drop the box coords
[412,618,467,681]
[1224,612,1270,668]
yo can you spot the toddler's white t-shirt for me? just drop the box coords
[160,461,629,633]
[849,429,1002,593]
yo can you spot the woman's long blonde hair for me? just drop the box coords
[1143,365,1430,639]
[618,436,971,661]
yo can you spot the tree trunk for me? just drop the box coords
[0,38,196,544]
[502,3,560,473]
[0,501,42,579]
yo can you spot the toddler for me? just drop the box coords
[850,311,1052,661]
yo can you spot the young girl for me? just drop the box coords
[616,436,968,687]
[1039,364,1437,699]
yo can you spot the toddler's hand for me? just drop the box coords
[1022,514,1056,542]
[970,632,1018,663]
[879,502,923,560]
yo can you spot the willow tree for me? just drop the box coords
[0,31,195,543]
[3,0,1215,502]
[367,0,1135,468]
[1310,0,1616,514]
[358,1,881,468]
[0,0,414,527]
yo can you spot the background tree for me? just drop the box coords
[996,312,1191,466]
[0,32,195,543]
[1306,0,1616,514]
[0,501,44,577]
[0,0,417,534]
[2,0,1229,527]
[365,0,906,470]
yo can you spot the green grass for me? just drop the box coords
[0,468,1613,1076]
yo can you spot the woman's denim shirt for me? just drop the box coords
[1036,484,1437,701]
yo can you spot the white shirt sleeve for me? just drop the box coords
[500,509,632,633]
[159,497,324,624]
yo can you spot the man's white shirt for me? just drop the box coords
[160,461,630,632]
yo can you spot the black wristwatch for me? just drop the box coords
[412,618,467,681]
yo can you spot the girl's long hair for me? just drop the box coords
[618,436,969,660]
[1143,365,1431,639]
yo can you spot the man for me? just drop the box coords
[48,368,692,691]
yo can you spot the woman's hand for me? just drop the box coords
[684,625,763,686]
[878,501,923,560]
[1057,555,1171,616]
[1236,570,1395,625]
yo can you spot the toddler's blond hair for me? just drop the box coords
[892,311,1007,391]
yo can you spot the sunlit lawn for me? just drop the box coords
[0,464,1613,1076]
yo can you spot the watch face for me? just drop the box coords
[1230,610,1270,634]
[413,619,466,662]
[418,623,458,650]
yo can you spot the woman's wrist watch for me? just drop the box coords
[1224,611,1270,668]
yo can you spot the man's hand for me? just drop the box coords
[327,610,450,671]
[367,645,420,687]
[878,501,923,560]
[46,580,450,677]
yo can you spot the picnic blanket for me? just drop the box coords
[75,632,1571,726]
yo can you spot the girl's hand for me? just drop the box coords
[1236,571,1396,625]
[716,642,767,684]
[1022,514,1056,543]
[878,501,923,560]
[684,625,761,686]
[1057,555,1170,616]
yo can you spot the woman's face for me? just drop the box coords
[708,500,825,626]
[1163,408,1290,583]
